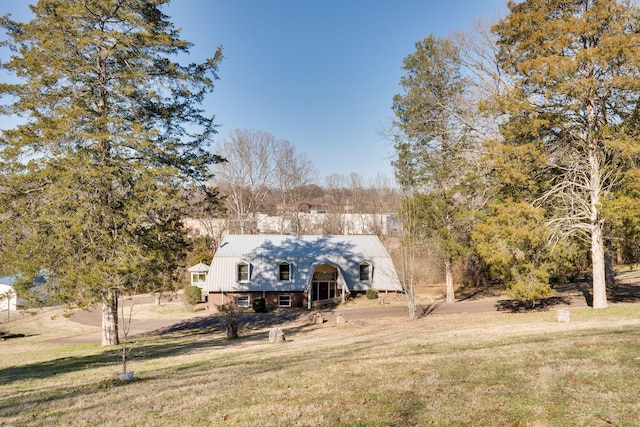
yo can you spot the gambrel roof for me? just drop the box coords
[203,234,402,294]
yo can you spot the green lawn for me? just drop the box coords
[3,305,640,426]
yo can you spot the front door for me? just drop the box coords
[318,282,329,300]
[311,265,338,302]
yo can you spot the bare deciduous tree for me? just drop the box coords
[323,174,348,234]
[214,129,315,234]
[275,142,317,234]
[214,130,279,234]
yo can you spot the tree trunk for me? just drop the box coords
[591,221,608,309]
[589,141,607,309]
[400,243,417,320]
[406,286,417,320]
[445,258,455,303]
[101,289,120,346]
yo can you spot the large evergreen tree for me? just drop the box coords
[392,35,480,303]
[0,0,223,345]
[493,0,640,308]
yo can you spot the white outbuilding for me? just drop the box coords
[0,275,18,313]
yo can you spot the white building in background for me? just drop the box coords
[183,212,400,238]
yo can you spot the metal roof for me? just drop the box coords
[188,262,210,273]
[203,234,402,294]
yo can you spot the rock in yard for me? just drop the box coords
[312,313,324,325]
[557,309,571,322]
[269,327,286,343]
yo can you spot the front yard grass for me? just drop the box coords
[2,305,640,426]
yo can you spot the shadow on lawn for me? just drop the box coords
[1,314,390,422]
[495,275,640,312]
[141,309,310,337]
[0,309,315,389]
[455,280,505,302]
[608,283,640,304]
[496,295,574,313]
[555,274,640,306]
[0,348,116,386]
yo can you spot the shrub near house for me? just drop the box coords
[183,286,202,311]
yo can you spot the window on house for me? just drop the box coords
[360,262,372,281]
[278,295,291,307]
[191,272,206,283]
[237,262,249,282]
[236,295,250,308]
[279,262,291,281]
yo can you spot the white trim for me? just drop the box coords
[236,295,250,308]
[359,261,372,282]
[236,261,250,282]
[278,294,291,307]
[278,261,291,282]
[191,272,207,285]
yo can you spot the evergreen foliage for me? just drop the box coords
[392,1,640,308]
[392,35,481,303]
[472,200,556,304]
[252,297,266,313]
[492,0,640,308]
[0,0,224,344]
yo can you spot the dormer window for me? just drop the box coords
[279,262,291,281]
[359,262,372,281]
[237,262,250,282]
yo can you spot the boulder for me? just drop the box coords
[312,313,324,325]
[269,327,286,343]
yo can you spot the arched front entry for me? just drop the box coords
[308,263,347,307]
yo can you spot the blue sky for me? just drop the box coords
[1,0,507,184]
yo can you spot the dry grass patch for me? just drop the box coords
[3,306,640,425]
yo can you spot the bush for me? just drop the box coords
[252,297,266,313]
[366,289,379,300]
[183,286,202,311]
[505,267,555,308]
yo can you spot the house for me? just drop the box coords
[202,234,402,310]
[0,275,18,312]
